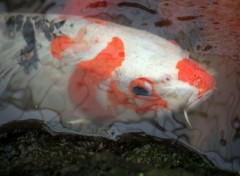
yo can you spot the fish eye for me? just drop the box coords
[132,86,149,96]
[129,78,153,97]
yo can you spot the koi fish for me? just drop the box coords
[0,14,215,131]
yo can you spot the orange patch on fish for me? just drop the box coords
[50,28,90,60]
[77,37,125,82]
[68,37,125,120]
[50,35,76,60]
[176,58,215,97]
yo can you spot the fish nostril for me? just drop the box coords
[166,77,170,81]
[162,75,171,83]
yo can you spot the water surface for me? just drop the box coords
[0,0,239,172]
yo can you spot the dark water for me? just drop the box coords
[0,0,239,172]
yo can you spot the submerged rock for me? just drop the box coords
[0,121,238,176]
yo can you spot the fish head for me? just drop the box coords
[65,32,215,122]
[108,39,216,118]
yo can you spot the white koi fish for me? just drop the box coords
[0,14,215,131]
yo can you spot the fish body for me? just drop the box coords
[0,14,215,130]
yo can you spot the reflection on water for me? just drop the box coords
[0,0,239,172]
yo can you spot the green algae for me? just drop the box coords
[0,122,239,176]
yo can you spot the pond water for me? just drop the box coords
[0,0,239,172]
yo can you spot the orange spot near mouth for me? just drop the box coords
[68,37,125,120]
[176,58,215,96]
[51,35,76,60]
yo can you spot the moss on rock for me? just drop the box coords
[0,122,238,176]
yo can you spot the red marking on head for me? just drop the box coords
[68,37,125,120]
[176,58,215,97]
[108,78,168,114]
[51,35,75,60]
